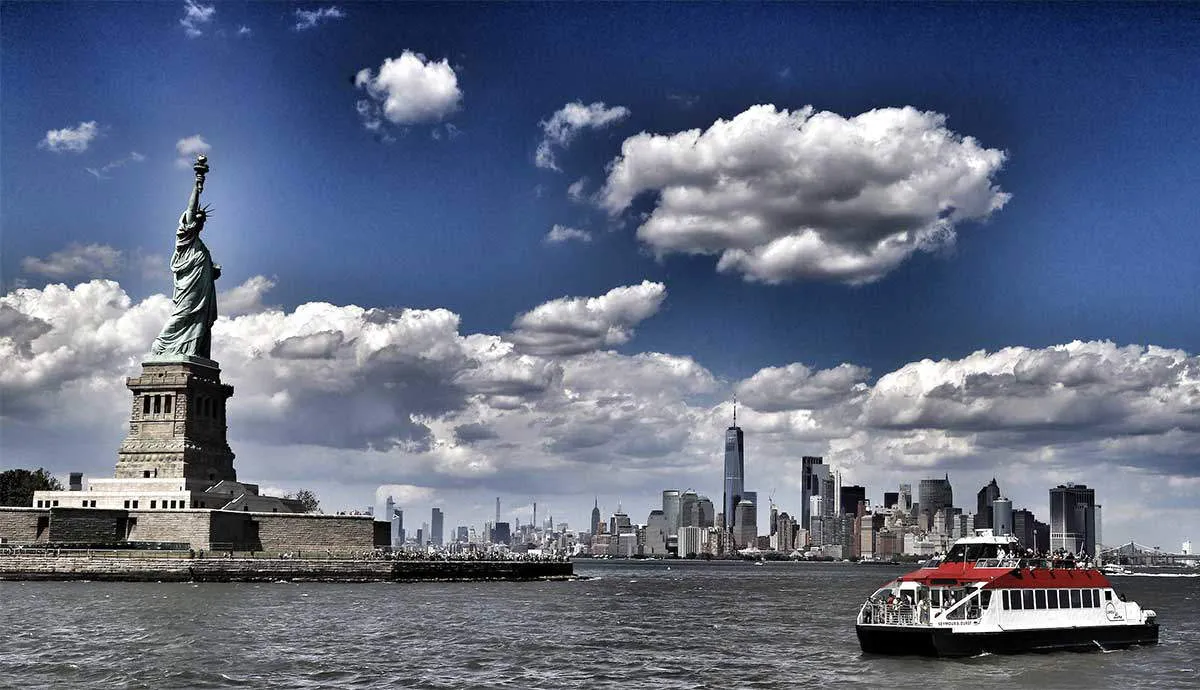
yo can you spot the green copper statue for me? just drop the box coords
[150,155,221,359]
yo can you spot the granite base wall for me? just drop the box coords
[46,508,128,543]
[0,508,50,544]
[4,507,375,552]
[251,513,375,551]
[127,511,217,548]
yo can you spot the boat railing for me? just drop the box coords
[859,601,921,626]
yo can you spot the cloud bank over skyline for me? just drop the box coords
[2,271,1197,545]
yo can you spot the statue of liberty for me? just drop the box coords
[150,155,221,359]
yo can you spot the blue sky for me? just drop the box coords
[3,2,1199,547]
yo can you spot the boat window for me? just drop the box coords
[1105,590,1112,602]
[1010,590,1022,610]
[1022,590,1035,610]
[930,589,941,607]
[1059,590,1070,608]
[1070,589,1082,608]
[1047,590,1059,609]
[1095,589,1102,607]
[1035,590,1047,609]
[944,544,967,563]
[1082,589,1093,607]
[979,591,993,609]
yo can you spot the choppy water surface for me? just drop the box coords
[2,561,1197,689]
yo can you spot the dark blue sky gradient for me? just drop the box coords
[4,2,1198,380]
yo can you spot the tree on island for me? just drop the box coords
[0,468,63,506]
[286,489,320,513]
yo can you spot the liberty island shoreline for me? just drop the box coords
[0,552,572,583]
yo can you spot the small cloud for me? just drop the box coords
[85,151,145,180]
[544,225,592,245]
[567,179,588,203]
[666,93,699,110]
[294,6,345,31]
[174,134,211,168]
[180,0,215,38]
[778,66,792,79]
[354,51,461,130]
[237,25,252,37]
[39,121,99,154]
[21,243,125,279]
[536,101,630,171]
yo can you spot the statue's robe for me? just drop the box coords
[150,213,218,358]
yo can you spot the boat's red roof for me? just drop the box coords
[896,562,1111,589]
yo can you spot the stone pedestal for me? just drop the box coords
[115,359,236,485]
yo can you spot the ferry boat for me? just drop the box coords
[855,530,1158,657]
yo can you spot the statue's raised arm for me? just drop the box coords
[150,155,220,361]
[185,155,209,226]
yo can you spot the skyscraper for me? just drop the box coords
[734,498,757,548]
[1013,508,1036,548]
[975,478,1001,530]
[1050,483,1097,555]
[696,495,715,528]
[898,484,913,513]
[883,491,899,510]
[590,497,601,535]
[992,497,1012,536]
[431,507,444,546]
[919,475,954,519]
[723,400,745,531]
[800,456,823,531]
[839,485,866,516]
[679,490,699,527]
[662,490,681,536]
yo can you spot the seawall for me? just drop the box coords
[0,555,573,583]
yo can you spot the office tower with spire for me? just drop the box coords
[723,398,745,532]
[590,497,601,535]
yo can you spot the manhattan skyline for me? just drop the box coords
[2,3,1199,547]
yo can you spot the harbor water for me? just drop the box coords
[2,561,1197,689]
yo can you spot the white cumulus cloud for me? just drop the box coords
[39,121,99,153]
[507,281,666,356]
[544,225,592,244]
[600,104,1010,285]
[536,101,630,171]
[180,0,215,38]
[354,51,461,129]
[175,134,211,168]
[294,6,344,31]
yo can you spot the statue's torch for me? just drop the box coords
[193,154,209,193]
